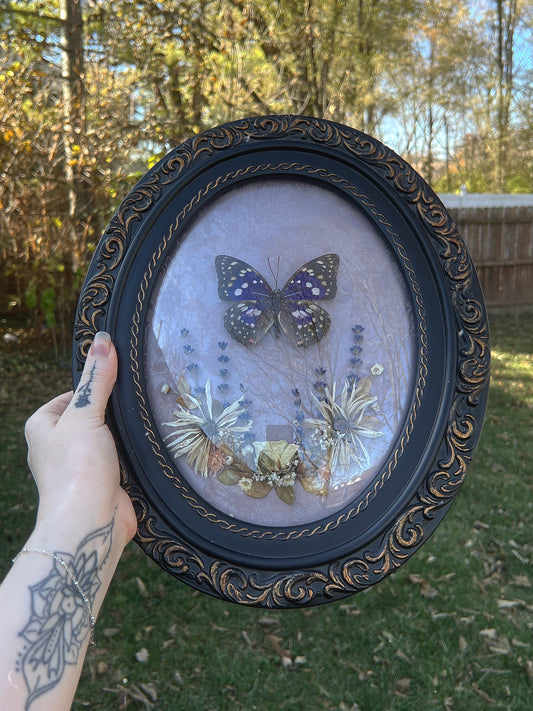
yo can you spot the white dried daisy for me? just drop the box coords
[164,380,251,477]
[303,376,383,470]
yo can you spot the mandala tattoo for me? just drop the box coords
[16,518,114,710]
[75,362,96,408]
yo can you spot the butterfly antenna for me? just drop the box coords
[267,255,281,286]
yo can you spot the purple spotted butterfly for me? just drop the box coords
[215,254,340,347]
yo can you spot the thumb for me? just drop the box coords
[69,332,118,421]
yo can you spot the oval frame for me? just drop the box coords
[73,115,490,606]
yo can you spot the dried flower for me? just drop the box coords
[303,376,383,470]
[207,446,232,476]
[254,440,300,487]
[238,478,253,492]
[164,380,251,477]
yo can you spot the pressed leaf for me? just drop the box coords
[357,375,372,396]
[218,468,242,486]
[299,476,328,496]
[276,485,295,505]
[257,440,299,475]
[245,480,272,498]
[257,451,277,474]
[278,442,300,469]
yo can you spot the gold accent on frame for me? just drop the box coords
[73,116,489,605]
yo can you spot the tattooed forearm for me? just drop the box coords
[15,518,114,710]
[75,362,96,408]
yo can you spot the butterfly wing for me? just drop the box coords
[282,253,340,302]
[278,302,331,347]
[279,254,339,347]
[215,255,275,346]
[223,302,275,346]
[215,255,273,301]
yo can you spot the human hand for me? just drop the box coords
[0,333,137,711]
[24,332,137,547]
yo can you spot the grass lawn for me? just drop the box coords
[1,314,531,711]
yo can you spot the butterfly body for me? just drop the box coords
[215,254,339,348]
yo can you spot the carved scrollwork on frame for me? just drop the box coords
[73,115,490,606]
[128,477,363,607]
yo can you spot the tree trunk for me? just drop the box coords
[495,0,517,191]
[59,0,86,263]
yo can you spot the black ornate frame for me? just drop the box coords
[73,115,490,607]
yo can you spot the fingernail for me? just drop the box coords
[91,331,112,357]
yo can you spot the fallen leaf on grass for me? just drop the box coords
[497,598,526,610]
[138,683,157,702]
[458,614,476,625]
[135,647,150,663]
[510,574,531,587]
[340,661,374,681]
[420,583,439,598]
[408,574,425,585]
[394,677,411,696]
[136,577,149,598]
[257,616,279,628]
[510,548,529,564]
[512,638,529,648]
[472,682,497,704]
[395,649,413,664]
[480,628,497,639]
[104,684,156,710]
[473,520,490,530]
[241,630,253,647]
[266,633,307,668]
[432,611,456,620]
[479,629,511,655]
[381,630,394,644]
[407,573,439,598]
[266,633,294,663]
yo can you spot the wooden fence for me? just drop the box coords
[1,195,532,317]
[442,196,533,312]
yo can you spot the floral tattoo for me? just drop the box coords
[16,518,114,710]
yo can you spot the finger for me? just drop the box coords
[68,332,118,421]
[39,391,74,421]
[25,391,74,444]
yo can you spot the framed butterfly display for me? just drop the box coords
[73,116,490,607]
[215,253,340,347]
